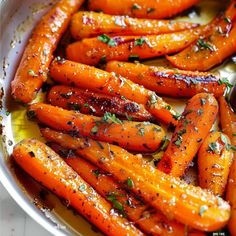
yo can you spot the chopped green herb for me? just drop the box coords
[174,129,186,147]
[28,69,38,77]
[60,92,73,99]
[224,17,232,23]
[78,184,86,192]
[221,134,230,150]
[5,111,10,116]
[153,127,162,132]
[97,34,117,47]
[120,95,126,100]
[233,134,236,137]
[173,113,181,121]
[92,169,101,177]
[99,55,107,65]
[106,193,125,216]
[126,177,134,188]
[208,142,217,153]
[125,113,133,121]
[200,98,206,105]
[165,105,171,110]
[160,137,170,151]
[147,8,155,14]
[196,39,215,52]
[91,126,98,134]
[199,205,208,216]
[147,93,158,107]
[102,112,123,124]
[128,54,139,61]
[183,119,190,127]
[68,103,81,111]
[132,3,141,10]
[27,110,36,120]
[138,127,145,136]
[218,78,233,92]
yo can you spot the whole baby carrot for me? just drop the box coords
[198,131,233,196]
[41,128,231,232]
[47,85,154,122]
[158,93,219,177]
[50,59,178,125]
[28,103,165,152]
[11,0,85,103]
[105,61,226,98]
[66,29,202,66]
[13,139,143,236]
[70,11,199,39]
[88,0,199,19]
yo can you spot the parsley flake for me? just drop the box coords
[97,34,117,47]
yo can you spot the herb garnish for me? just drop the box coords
[102,112,123,124]
[132,3,141,10]
[128,54,139,61]
[126,177,134,188]
[28,69,38,77]
[97,34,117,47]
[196,39,215,52]
[218,78,233,92]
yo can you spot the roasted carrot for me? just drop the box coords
[198,131,233,196]
[11,0,85,104]
[47,85,154,122]
[70,11,199,39]
[219,96,236,236]
[105,61,226,98]
[158,93,219,177]
[41,128,231,232]
[66,29,203,66]
[88,0,199,19]
[167,14,236,71]
[48,143,185,235]
[28,103,165,152]
[13,139,143,236]
[50,59,178,125]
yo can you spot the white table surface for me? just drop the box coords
[0,182,52,236]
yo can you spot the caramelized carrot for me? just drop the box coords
[41,128,231,232]
[106,61,226,98]
[11,0,85,104]
[13,139,143,236]
[219,96,236,236]
[28,103,165,152]
[47,85,154,122]
[49,143,185,235]
[158,93,219,177]
[50,59,178,125]
[167,14,236,71]
[66,29,202,66]
[70,11,199,39]
[88,0,199,19]
[198,131,233,196]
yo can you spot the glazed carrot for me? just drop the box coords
[47,85,154,122]
[198,131,233,196]
[167,14,236,71]
[11,0,85,104]
[50,59,178,125]
[66,29,202,66]
[28,103,165,152]
[88,0,199,19]
[70,11,199,39]
[48,143,185,235]
[41,128,231,232]
[106,61,226,98]
[158,93,219,177]
[13,139,143,236]
[219,96,236,236]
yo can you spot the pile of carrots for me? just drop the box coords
[10,0,236,235]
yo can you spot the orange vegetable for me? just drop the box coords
[47,85,154,122]
[28,103,165,152]
[219,96,236,236]
[41,128,231,232]
[158,93,219,177]
[50,59,178,125]
[70,11,199,39]
[13,139,143,236]
[198,131,233,196]
[167,13,236,71]
[49,143,185,235]
[66,29,202,66]
[105,61,226,98]
[88,0,199,19]
[11,0,84,103]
